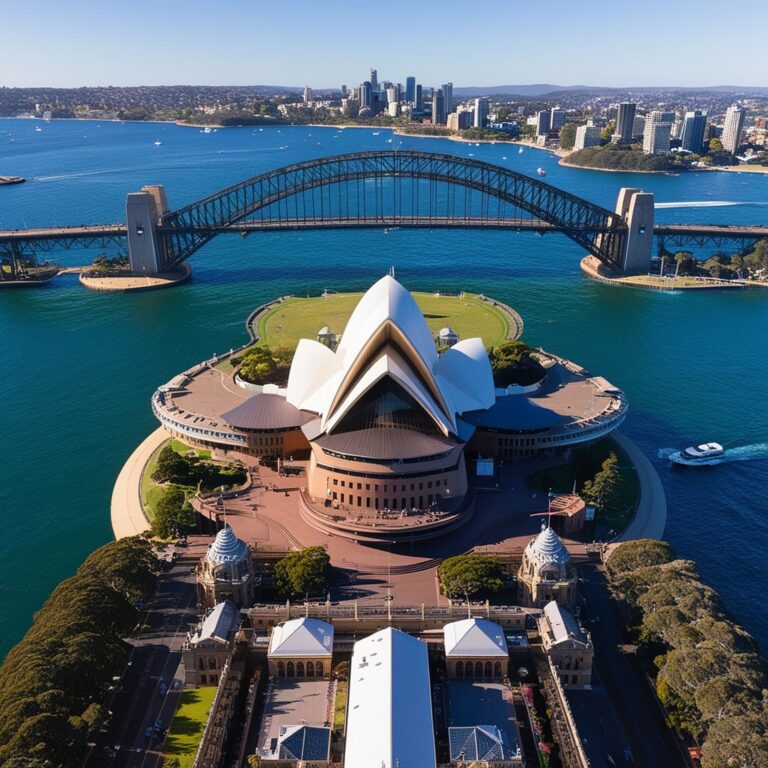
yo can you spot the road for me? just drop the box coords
[578,562,688,768]
[84,551,201,768]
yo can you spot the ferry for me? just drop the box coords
[669,442,724,466]
[536,167,547,177]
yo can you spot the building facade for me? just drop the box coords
[538,600,593,688]
[722,104,746,153]
[474,98,489,128]
[517,523,576,609]
[443,618,509,679]
[612,102,637,144]
[643,111,673,154]
[196,525,256,610]
[574,123,601,150]
[267,617,334,679]
[681,110,707,153]
[183,600,241,686]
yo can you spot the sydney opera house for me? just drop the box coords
[152,276,627,541]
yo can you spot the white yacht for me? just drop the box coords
[536,167,547,177]
[669,442,724,466]
[154,140,162,146]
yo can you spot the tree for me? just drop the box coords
[600,121,615,145]
[674,251,695,276]
[606,539,675,577]
[701,711,768,768]
[614,558,699,604]
[273,547,330,599]
[437,554,503,600]
[579,452,623,520]
[77,537,158,601]
[694,676,760,723]
[152,486,191,539]
[152,445,190,484]
[486,341,545,387]
[637,576,724,621]
[558,123,577,151]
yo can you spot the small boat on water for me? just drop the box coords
[154,140,162,146]
[372,131,381,135]
[0,175,26,185]
[518,147,524,154]
[35,126,43,132]
[202,126,213,134]
[502,156,507,160]
[536,167,547,177]
[669,442,724,466]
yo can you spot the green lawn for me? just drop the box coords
[256,292,511,351]
[333,680,347,732]
[162,686,217,768]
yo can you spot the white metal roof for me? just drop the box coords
[192,600,239,645]
[268,617,334,658]
[543,600,587,645]
[344,627,437,768]
[443,618,509,658]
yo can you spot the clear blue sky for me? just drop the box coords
[2,0,763,88]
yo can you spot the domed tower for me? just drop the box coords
[197,525,255,610]
[517,522,576,609]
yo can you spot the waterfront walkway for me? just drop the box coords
[111,427,167,538]
[612,430,667,541]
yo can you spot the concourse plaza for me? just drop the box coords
[147,276,628,600]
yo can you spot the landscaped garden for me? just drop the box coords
[162,686,217,768]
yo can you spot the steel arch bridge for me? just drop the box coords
[158,151,628,268]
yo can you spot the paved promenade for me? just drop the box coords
[111,427,167,539]
[612,430,667,541]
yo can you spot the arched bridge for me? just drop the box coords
[2,150,767,282]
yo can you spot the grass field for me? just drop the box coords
[256,292,511,351]
[162,686,217,768]
[333,680,347,732]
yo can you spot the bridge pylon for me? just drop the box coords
[614,187,654,273]
[126,185,168,275]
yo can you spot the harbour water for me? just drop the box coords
[1,118,767,658]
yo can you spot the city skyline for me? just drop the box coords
[2,0,766,89]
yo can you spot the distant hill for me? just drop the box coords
[453,84,768,97]
[453,84,584,97]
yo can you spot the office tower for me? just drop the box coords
[369,68,378,93]
[386,86,398,105]
[405,76,416,103]
[613,102,637,144]
[642,111,673,154]
[473,98,489,128]
[432,89,445,125]
[303,86,312,105]
[442,82,453,114]
[574,123,601,150]
[680,110,707,153]
[341,84,348,98]
[721,104,746,153]
[549,107,567,132]
[360,81,373,110]
[415,84,424,111]
[535,110,550,136]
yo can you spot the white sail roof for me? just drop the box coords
[443,618,509,658]
[285,276,495,439]
[268,617,334,658]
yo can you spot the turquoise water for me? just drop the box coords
[1,119,767,657]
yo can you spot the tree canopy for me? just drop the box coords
[273,547,330,599]
[237,345,294,385]
[152,486,196,539]
[486,341,546,387]
[580,451,625,521]
[558,123,577,151]
[437,554,503,599]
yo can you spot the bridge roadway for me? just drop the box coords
[2,219,768,243]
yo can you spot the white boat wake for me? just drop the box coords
[659,442,768,464]
[655,200,768,209]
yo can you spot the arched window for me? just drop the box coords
[494,661,502,677]
[456,661,464,678]
[287,661,295,677]
[475,661,483,677]
[208,657,217,670]
[297,662,305,677]
[277,661,285,678]
[307,661,315,677]
[316,661,324,678]
[484,662,492,678]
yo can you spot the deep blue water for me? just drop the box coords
[1,118,767,657]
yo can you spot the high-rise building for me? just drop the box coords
[632,115,646,138]
[340,84,348,98]
[642,111,673,154]
[415,84,424,112]
[386,86,398,105]
[447,109,472,131]
[613,102,637,144]
[369,69,378,93]
[405,76,416,104]
[680,110,707,153]
[574,123,601,150]
[550,107,567,132]
[360,81,373,110]
[432,89,445,125]
[535,110,550,136]
[303,86,312,105]
[721,104,746,153]
[442,82,453,114]
[473,97,489,128]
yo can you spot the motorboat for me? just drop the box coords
[202,126,213,134]
[536,167,547,177]
[669,442,724,466]
[518,147,524,154]
[154,140,162,146]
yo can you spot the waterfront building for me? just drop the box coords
[538,600,593,688]
[443,618,508,679]
[182,600,241,686]
[632,114,646,138]
[303,86,311,106]
[415,84,424,112]
[405,76,416,103]
[574,123,601,150]
[681,110,707,153]
[517,522,576,609]
[474,97,489,128]
[534,110,550,137]
[267,617,334,679]
[369,68,378,93]
[360,81,373,110]
[643,111,673,154]
[549,107,567,132]
[722,103,746,153]
[387,101,399,118]
[612,102,636,144]
[447,108,472,131]
[344,627,436,768]
[442,82,453,114]
[196,524,255,610]
[432,89,445,125]
[386,85,398,105]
